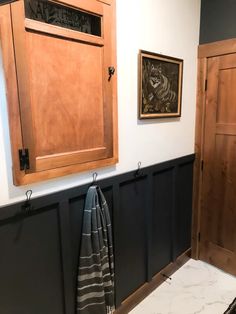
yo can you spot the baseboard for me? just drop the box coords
[114,248,191,314]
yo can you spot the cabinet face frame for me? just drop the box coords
[0,0,118,185]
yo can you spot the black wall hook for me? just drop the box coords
[93,172,98,183]
[21,190,33,212]
[89,172,98,187]
[134,161,143,177]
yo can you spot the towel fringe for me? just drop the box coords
[106,305,115,314]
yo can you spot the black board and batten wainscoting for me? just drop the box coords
[0,154,194,314]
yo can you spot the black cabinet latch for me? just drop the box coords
[108,66,115,81]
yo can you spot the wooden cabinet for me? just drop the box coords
[0,0,117,185]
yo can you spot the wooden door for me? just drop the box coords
[0,0,117,185]
[200,53,236,276]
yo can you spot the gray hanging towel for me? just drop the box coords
[77,186,115,314]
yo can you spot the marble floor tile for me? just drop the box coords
[130,259,236,314]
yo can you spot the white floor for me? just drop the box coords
[130,259,236,314]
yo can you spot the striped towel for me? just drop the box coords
[77,186,115,314]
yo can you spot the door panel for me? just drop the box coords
[217,68,236,123]
[200,54,236,276]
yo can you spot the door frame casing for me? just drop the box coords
[192,38,236,259]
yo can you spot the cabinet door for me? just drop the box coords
[3,0,117,185]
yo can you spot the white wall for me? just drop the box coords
[0,0,201,206]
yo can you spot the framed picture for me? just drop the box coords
[139,50,183,119]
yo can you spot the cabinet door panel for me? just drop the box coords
[28,33,107,171]
[11,0,111,172]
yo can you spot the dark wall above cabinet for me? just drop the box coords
[200,0,236,44]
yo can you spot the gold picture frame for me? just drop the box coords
[139,50,183,119]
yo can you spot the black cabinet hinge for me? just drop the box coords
[198,232,201,242]
[205,79,208,91]
[19,148,30,171]
[201,160,204,171]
